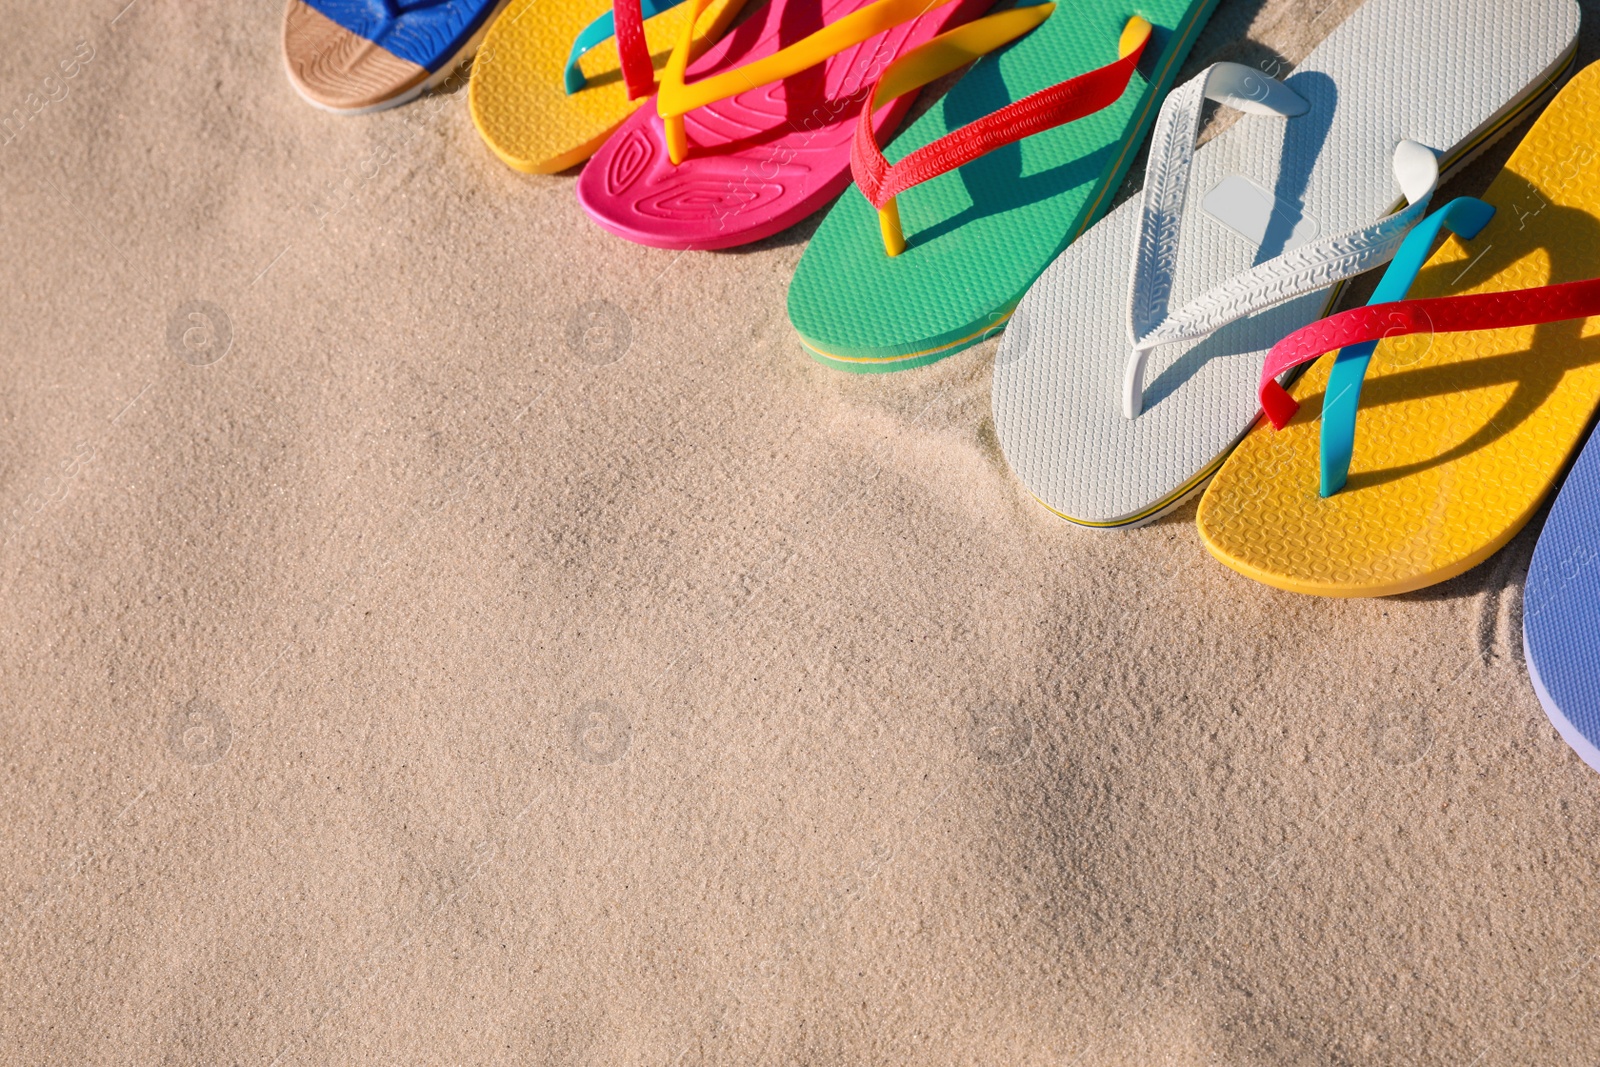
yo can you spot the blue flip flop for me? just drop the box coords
[1524,426,1600,771]
[283,0,510,114]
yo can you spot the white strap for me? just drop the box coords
[1121,63,1440,419]
[1127,65,1309,349]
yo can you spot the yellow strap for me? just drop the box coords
[868,3,1055,112]
[659,0,967,163]
[680,0,753,86]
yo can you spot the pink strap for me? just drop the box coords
[850,30,1149,209]
[1257,277,1600,430]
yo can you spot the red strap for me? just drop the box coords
[1257,277,1600,429]
[850,32,1148,210]
[614,0,655,100]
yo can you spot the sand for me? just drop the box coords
[3,0,1599,1063]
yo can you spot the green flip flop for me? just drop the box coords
[787,0,1220,372]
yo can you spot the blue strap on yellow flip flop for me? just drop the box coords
[564,0,687,93]
[1318,196,1496,496]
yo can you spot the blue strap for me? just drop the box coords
[564,0,686,95]
[304,0,500,71]
[1318,196,1497,496]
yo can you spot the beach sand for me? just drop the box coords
[3,0,1599,1062]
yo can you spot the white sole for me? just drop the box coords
[993,0,1582,529]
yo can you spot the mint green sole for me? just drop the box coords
[787,0,1221,372]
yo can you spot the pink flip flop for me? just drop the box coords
[575,0,996,249]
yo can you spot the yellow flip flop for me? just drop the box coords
[468,0,747,174]
[1198,58,1600,597]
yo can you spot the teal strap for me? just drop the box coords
[564,0,684,95]
[1319,196,1496,496]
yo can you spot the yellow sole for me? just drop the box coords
[469,0,744,174]
[1198,58,1600,595]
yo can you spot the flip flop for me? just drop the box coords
[468,0,748,173]
[990,0,1579,529]
[1198,56,1600,596]
[786,0,1219,372]
[574,0,997,250]
[1524,425,1600,773]
[283,0,511,114]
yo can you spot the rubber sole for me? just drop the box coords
[792,0,1221,371]
[285,0,509,116]
[1053,37,1579,531]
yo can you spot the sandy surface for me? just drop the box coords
[3,0,1600,1063]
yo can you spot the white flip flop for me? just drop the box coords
[991,0,1579,528]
